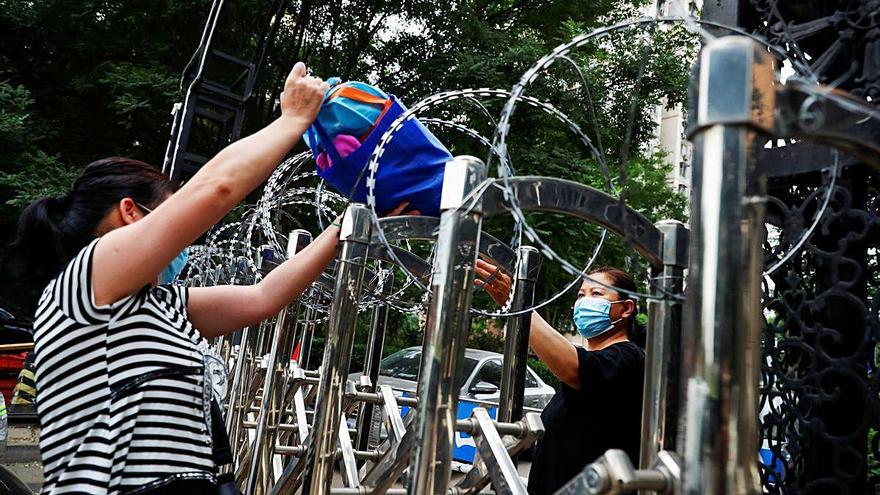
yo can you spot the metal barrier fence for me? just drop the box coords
[214,34,880,494]
[164,6,879,494]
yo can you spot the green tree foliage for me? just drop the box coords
[0,0,215,166]
[0,0,223,312]
[0,82,76,213]
[365,0,695,328]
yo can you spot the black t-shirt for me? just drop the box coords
[527,341,645,495]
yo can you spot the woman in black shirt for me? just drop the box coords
[475,263,646,495]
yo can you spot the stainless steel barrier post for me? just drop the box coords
[254,246,284,357]
[301,204,373,495]
[245,230,312,494]
[299,290,320,370]
[409,156,487,494]
[280,231,314,367]
[227,248,281,457]
[356,269,394,452]
[640,220,687,472]
[226,320,266,459]
[679,36,774,495]
[498,246,542,424]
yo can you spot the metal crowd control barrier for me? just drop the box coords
[347,158,688,494]
[497,246,541,425]
[352,213,530,495]
[559,34,880,495]
[301,204,374,495]
[223,158,694,493]
[245,231,313,493]
[227,239,308,487]
[640,220,687,473]
[210,34,880,495]
[223,200,533,494]
[481,180,683,495]
[356,269,394,453]
[556,34,774,495]
[222,162,692,495]
[409,156,489,494]
[677,36,771,495]
[228,294,278,464]
[226,246,294,459]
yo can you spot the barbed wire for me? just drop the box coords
[176,13,853,318]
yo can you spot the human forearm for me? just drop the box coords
[132,61,326,251]
[190,202,420,337]
[248,202,421,323]
[190,116,310,214]
[474,258,582,388]
[529,311,580,389]
[188,225,339,338]
[254,225,340,315]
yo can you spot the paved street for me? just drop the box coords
[3,425,532,494]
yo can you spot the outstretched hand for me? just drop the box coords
[327,202,420,233]
[280,62,330,124]
[385,202,421,217]
[474,258,512,306]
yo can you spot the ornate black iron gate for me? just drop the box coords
[705,1,880,493]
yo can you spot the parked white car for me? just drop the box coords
[349,346,556,410]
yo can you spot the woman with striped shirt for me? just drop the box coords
[11,62,363,495]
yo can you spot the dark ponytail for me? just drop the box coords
[587,266,647,348]
[10,158,177,305]
[11,195,71,292]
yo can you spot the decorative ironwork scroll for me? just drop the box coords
[721,1,880,493]
[761,165,880,494]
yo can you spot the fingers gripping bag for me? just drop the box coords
[303,80,451,217]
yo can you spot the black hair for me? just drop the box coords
[587,265,646,348]
[10,157,176,302]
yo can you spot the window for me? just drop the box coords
[525,370,539,388]
[471,359,503,388]
[379,348,422,381]
[457,358,479,389]
[378,349,477,390]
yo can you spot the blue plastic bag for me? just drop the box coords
[303,82,389,150]
[306,89,450,217]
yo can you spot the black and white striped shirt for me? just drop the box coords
[34,239,218,494]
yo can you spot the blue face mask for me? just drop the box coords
[159,248,189,285]
[573,297,623,339]
[134,201,188,285]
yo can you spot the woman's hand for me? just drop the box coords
[280,62,330,124]
[474,258,512,306]
[385,201,421,217]
[475,258,581,389]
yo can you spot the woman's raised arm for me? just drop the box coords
[187,203,419,338]
[187,224,340,338]
[91,62,328,306]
